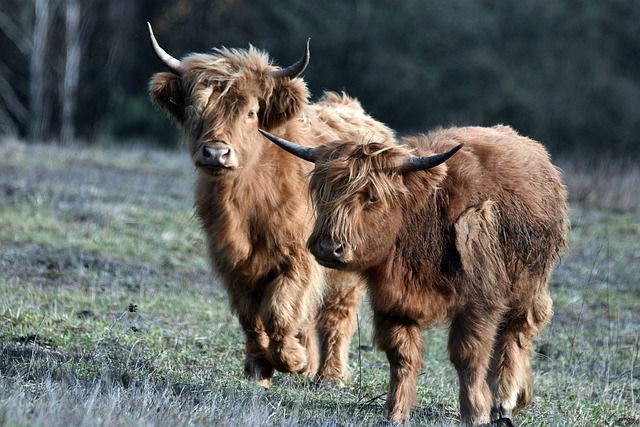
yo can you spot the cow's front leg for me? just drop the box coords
[237,309,274,388]
[264,315,308,375]
[374,312,424,424]
[261,266,319,374]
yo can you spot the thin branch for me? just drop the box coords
[0,64,29,124]
[0,10,32,56]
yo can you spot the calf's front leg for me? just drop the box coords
[374,312,424,423]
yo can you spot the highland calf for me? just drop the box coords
[260,126,569,426]
[147,24,394,387]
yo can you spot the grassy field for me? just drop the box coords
[0,137,638,426]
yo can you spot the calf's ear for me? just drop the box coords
[149,72,186,125]
[260,78,309,130]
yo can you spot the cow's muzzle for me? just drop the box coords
[194,142,238,172]
[309,238,347,269]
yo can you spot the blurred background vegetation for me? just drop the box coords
[1,0,639,158]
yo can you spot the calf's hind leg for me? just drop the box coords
[448,308,502,426]
[488,319,534,421]
[489,292,552,419]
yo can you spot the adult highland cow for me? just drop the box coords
[259,125,569,426]
[146,24,394,387]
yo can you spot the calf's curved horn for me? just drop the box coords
[147,22,184,75]
[268,39,310,79]
[259,129,318,163]
[396,144,463,173]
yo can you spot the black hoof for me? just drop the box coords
[489,406,515,426]
[479,418,516,427]
[494,418,516,427]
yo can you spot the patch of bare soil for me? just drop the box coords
[0,241,211,293]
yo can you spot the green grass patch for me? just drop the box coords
[1,139,638,426]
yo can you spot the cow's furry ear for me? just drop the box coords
[260,78,309,130]
[149,72,186,125]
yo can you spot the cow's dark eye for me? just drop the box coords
[248,110,256,118]
[368,195,379,205]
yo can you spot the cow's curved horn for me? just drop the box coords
[259,129,318,163]
[147,22,184,75]
[395,144,463,173]
[268,39,310,79]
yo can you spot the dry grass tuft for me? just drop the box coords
[559,156,640,210]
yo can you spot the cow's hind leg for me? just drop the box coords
[448,308,502,426]
[298,320,319,377]
[316,271,364,385]
[489,291,552,419]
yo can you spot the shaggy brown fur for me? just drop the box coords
[276,126,568,425]
[149,42,394,387]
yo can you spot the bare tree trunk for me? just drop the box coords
[61,0,80,143]
[29,0,54,143]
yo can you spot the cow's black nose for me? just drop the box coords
[310,238,348,269]
[203,145,230,161]
[317,239,345,259]
[195,143,238,169]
